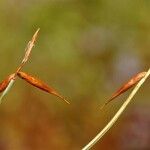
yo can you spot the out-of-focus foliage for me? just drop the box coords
[0,0,150,149]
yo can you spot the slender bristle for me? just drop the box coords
[61,97,70,105]
[52,91,70,104]
[100,101,109,110]
[31,28,40,43]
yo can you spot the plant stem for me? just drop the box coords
[0,79,15,104]
[82,68,150,150]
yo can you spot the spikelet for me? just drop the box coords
[17,71,70,104]
[100,71,147,110]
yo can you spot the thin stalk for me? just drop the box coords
[0,79,15,104]
[82,68,150,150]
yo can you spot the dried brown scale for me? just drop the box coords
[17,71,70,104]
[100,71,147,110]
[16,28,40,74]
[0,73,15,92]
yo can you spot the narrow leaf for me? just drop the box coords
[0,74,15,93]
[100,71,146,110]
[17,71,70,104]
[16,28,40,73]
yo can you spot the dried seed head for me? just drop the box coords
[100,71,147,110]
[17,71,70,104]
[16,28,40,73]
[0,73,15,93]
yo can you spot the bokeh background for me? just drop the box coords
[0,0,150,150]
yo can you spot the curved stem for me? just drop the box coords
[82,68,150,150]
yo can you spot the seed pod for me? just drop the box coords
[100,71,147,110]
[0,74,15,92]
[17,71,70,104]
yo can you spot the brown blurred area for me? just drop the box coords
[0,0,150,149]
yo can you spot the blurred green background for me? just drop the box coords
[0,0,150,150]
